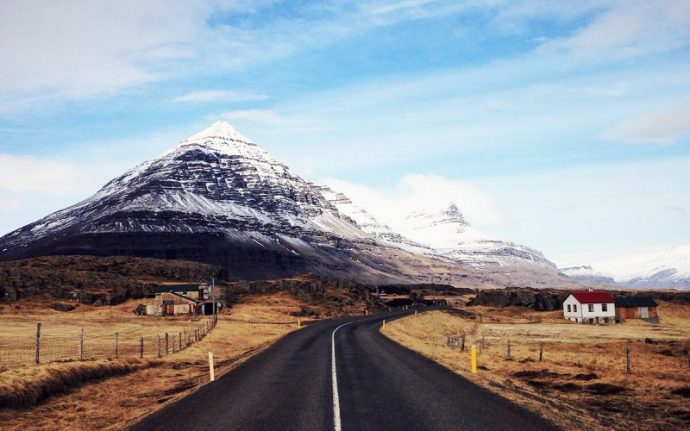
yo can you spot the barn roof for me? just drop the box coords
[615,296,658,308]
[570,290,615,304]
[154,284,200,293]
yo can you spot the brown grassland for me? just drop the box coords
[0,292,313,430]
[382,302,690,431]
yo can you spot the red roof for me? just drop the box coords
[570,290,614,304]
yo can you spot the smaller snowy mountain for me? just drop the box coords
[323,193,560,278]
[560,266,616,285]
[399,203,557,271]
[560,245,690,289]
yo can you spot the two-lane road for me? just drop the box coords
[132,309,557,431]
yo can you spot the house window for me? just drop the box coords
[602,303,608,312]
[573,304,577,312]
[588,304,594,312]
[567,304,571,312]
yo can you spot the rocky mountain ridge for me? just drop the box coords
[0,121,571,288]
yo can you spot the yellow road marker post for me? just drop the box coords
[470,344,477,374]
[209,352,215,382]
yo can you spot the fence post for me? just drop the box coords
[539,342,544,362]
[165,333,169,355]
[157,335,161,358]
[506,339,511,360]
[35,322,41,365]
[140,337,144,359]
[79,327,84,361]
[626,343,631,374]
[461,333,466,352]
[179,332,182,350]
[115,332,119,358]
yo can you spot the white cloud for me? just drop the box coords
[601,106,690,145]
[324,174,504,233]
[0,153,96,235]
[0,1,212,102]
[174,90,267,103]
[540,0,690,59]
[0,154,91,194]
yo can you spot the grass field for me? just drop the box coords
[382,302,690,431]
[0,292,307,430]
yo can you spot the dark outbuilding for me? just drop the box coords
[614,296,659,323]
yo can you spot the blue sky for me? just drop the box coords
[1,0,689,266]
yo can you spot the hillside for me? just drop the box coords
[0,121,572,289]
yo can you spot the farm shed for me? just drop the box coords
[136,292,198,316]
[153,283,204,300]
[563,290,615,324]
[197,301,223,316]
[614,297,659,323]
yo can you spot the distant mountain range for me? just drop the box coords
[560,245,690,289]
[0,121,589,288]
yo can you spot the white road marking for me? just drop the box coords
[331,315,391,431]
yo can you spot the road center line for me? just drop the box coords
[331,314,393,431]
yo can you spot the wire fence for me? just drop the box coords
[442,332,690,379]
[0,318,217,369]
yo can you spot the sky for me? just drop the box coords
[1,0,689,267]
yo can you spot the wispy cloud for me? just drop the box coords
[602,106,690,145]
[174,90,267,103]
[0,154,91,194]
[539,0,690,59]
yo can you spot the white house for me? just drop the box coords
[563,290,615,324]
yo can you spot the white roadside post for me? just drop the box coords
[209,352,215,382]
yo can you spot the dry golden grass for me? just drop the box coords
[383,304,690,431]
[0,292,308,430]
[0,298,214,369]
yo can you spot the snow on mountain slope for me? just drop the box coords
[321,190,559,272]
[0,121,570,286]
[4,121,368,247]
[562,246,690,288]
[398,203,557,270]
[318,185,429,251]
[559,266,616,285]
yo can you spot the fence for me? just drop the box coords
[444,332,690,378]
[0,318,217,369]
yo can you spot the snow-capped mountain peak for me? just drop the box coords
[0,121,566,286]
[403,202,484,248]
[186,120,253,144]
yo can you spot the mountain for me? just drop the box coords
[0,121,571,287]
[399,203,557,271]
[321,192,565,286]
[559,266,617,285]
[560,245,690,289]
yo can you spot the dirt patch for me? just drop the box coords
[586,383,627,395]
[511,369,566,380]
[572,373,598,381]
[552,382,581,392]
[671,387,690,398]
[525,380,550,390]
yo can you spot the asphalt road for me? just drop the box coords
[131,308,558,431]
